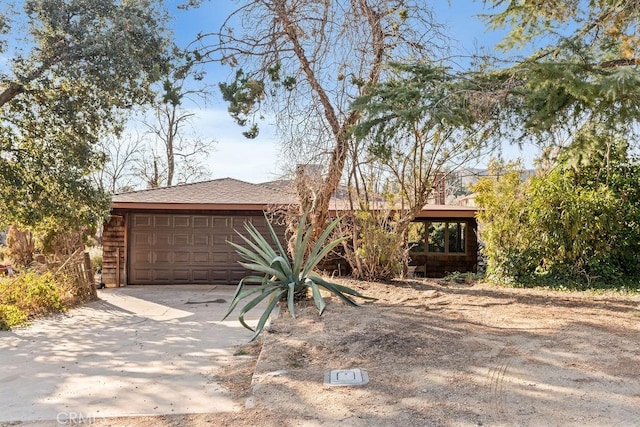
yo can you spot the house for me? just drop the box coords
[102,178,478,287]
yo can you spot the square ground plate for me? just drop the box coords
[324,368,369,387]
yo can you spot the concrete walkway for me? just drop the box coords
[0,285,259,423]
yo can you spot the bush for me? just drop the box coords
[0,304,27,330]
[474,147,640,289]
[347,210,404,281]
[6,226,35,267]
[0,271,71,330]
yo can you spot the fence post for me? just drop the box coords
[83,252,97,299]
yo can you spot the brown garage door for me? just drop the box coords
[129,213,284,285]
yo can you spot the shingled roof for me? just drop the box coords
[110,177,477,217]
[111,178,297,208]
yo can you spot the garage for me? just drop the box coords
[102,177,478,286]
[102,178,295,287]
[128,213,283,285]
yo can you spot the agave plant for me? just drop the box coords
[224,211,373,340]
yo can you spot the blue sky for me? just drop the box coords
[0,1,538,184]
[166,1,537,182]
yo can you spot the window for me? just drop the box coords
[408,221,467,255]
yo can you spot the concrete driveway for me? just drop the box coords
[0,285,260,423]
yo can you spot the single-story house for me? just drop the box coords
[102,178,477,287]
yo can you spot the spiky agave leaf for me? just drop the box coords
[226,210,374,340]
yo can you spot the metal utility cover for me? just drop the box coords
[324,368,369,387]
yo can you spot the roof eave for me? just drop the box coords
[110,202,284,211]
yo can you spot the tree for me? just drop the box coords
[93,134,144,194]
[471,1,640,160]
[343,62,493,279]
[137,49,214,188]
[0,0,169,229]
[485,0,640,56]
[198,0,444,236]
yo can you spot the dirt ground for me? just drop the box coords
[13,278,640,426]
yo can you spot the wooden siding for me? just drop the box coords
[102,214,126,287]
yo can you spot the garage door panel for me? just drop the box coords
[132,250,153,263]
[132,268,152,282]
[192,216,210,228]
[193,235,210,245]
[174,251,190,263]
[172,269,191,282]
[152,270,172,283]
[156,233,171,246]
[192,269,210,282]
[173,216,190,227]
[133,215,153,227]
[211,252,230,264]
[212,234,228,245]
[156,251,171,263]
[154,216,171,227]
[212,217,230,228]
[133,232,153,245]
[129,213,286,285]
[173,234,190,245]
[212,270,231,281]
[192,252,209,263]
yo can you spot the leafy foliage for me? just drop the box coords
[345,209,405,282]
[0,271,69,330]
[474,144,640,288]
[473,1,640,160]
[224,212,374,340]
[0,0,170,229]
[474,46,640,146]
[218,69,265,139]
[485,0,640,56]
[343,61,492,280]
[473,161,535,280]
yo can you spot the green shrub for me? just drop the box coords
[21,272,65,315]
[350,210,404,281]
[474,146,640,290]
[0,304,28,330]
[0,271,69,329]
[224,211,375,340]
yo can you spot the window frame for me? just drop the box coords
[408,220,468,256]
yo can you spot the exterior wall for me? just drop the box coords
[102,213,126,287]
[103,206,478,284]
[103,208,288,286]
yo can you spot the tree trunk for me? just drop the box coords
[0,84,23,108]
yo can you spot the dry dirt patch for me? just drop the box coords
[13,279,640,427]
[250,279,640,426]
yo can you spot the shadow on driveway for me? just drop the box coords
[0,285,259,423]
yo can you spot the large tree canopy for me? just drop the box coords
[0,0,169,228]
[486,0,640,56]
[473,0,640,156]
[197,0,445,236]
